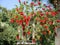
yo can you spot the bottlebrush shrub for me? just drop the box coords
[10,0,60,45]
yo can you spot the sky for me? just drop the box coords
[0,0,48,10]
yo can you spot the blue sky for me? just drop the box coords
[0,0,48,10]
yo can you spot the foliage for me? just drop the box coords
[0,6,18,45]
[0,22,18,45]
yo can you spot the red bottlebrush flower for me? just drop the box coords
[15,15,18,18]
[25,19,29,26]
[24,16,31,26]
[30,2,34,6]
[40,20,42,22]
[22,24,25,30]
[38,1,41,5]
[44,26,48,29]
[42,20,46,23]
[45,12,49,15]
[42,8,45,10]
[48,21,53,25]
[40,20,46,23]
[36,17,40,21]
[10,18,14,23]
[27,16,31,21]
[18,0,20,3]
[27,31,31,35]
[23,15,27,19]
[34,4,37,6]
[51,11,57,16]
[16,34,20,40]
[16,20,19,23]
[19,12,24,16]
[40,13,44,16]
[56,20,60,23]
[40,19,46,26]
[19,20,23,25]
[26,21,29,26]
[44,17,48,21]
